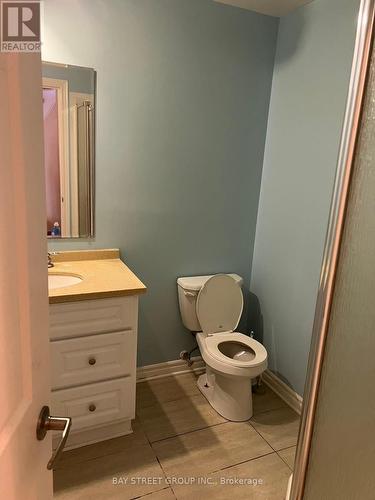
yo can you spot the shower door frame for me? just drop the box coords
[290,0,375,498]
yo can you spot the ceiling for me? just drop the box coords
[213,0,314,17]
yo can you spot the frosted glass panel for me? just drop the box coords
[303,41,375,500]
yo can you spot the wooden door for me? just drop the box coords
[0,52,53,499]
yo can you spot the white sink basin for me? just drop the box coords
[48,273,83,290]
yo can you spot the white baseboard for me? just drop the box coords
[137,356,205,382]
[262,369,303,415]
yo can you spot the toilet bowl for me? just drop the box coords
[177,273,268,421]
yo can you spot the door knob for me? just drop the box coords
[36,406,72,470]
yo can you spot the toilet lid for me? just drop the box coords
[196,274,243,335]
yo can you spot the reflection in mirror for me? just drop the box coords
[42,61,96,238]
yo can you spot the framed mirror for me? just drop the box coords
[42,61,96,238]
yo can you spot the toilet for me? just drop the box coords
[177,273,267,421]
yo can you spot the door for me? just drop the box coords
[302,25,375,499]
[0,53,52,499]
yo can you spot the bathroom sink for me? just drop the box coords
[48,273,83,290]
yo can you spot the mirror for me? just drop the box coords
[42,61,96,238]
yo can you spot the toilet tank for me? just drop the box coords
[177,274,243,332]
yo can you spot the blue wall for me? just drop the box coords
[43,0,278,366]
[250,0,360,395]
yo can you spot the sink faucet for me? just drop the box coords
[48,252,54,268]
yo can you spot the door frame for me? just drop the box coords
[69,91,93,237]
[43,76,70,237]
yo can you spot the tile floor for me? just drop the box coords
[54,371,299,499]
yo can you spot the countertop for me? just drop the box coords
[48,249,147,304]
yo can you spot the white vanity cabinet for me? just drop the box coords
[49,295,139,450]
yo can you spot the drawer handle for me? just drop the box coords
[88,357,96,365]
[88,404,96,412]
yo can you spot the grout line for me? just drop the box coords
[247,420,278,453]
[56,420,155,471]
[136,392,202,413]
[139,413,179,500]
[135,376,205,413]
[141,417,169,479]
[277,444,297,452]
[147,425,178,500]
[248,416,299,455]
[209,449,276,475]
[130,486,174,500]
[276,450,295,472]
[248,406,299,453]
[154,457,178,499]
[169,485,178,499]
[252,403,288,416]
[55,437,155,471]
[250,422,297,458]
[149,421,230,445]
[134,425,177,499]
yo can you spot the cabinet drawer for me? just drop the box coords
[51,378,135,432]
[49,296,137,340]
[51,330,136,389]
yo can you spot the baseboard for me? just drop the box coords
[137,356,205,382]
[262,369,303,415]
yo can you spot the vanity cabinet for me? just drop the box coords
[49,295,139,450]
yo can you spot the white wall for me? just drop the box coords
[250,0,360,395]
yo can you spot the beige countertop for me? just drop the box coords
[48,249,147,304]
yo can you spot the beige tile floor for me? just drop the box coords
[54,372,299,499]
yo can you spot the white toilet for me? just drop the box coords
[177,273,267,421]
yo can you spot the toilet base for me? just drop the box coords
[197,368,253,421]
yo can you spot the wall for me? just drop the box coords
[43,0,278,366]
[250,0,360,395]
[42,64,95,94]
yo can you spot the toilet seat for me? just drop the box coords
[205,332,267,368]
[195,274,267,374]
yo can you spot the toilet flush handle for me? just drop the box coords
[184,290,197,298]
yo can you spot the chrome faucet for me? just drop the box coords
[48,252,54,268]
